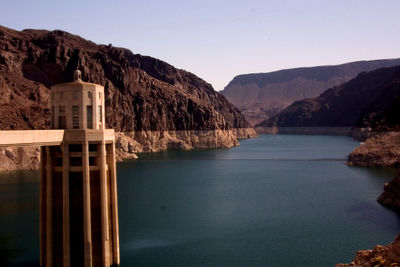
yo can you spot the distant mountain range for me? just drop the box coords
[221,59,400,125]
[256,65,400,130]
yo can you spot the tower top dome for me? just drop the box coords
[73,70,82,82]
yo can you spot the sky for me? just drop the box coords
[1,0,400,91]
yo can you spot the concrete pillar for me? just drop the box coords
[100,141,110,267]
[108,142,120,265]
[62,144,70,267]
[82,140,93,267]
[39,147,46,267]
[45,147,53,267]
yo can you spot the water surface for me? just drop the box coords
[0,135,399,266]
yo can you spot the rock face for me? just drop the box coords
[0,25,256,171]
[377,171,400,209]
[0,146,40,171]
[114,128,254,160]
[348,132,400,168]
[336,234,400,267]
[221,59,400,125]
[257,65,400,130]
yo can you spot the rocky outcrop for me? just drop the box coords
[348,132,400,168]
[0,25,256,171]
[257,65,400,129]
[377,171,400,210]
[336,234,400,267]
[0,146,40,171]
[114,127,255,159]
[221,59,400,125]
[340,145,400,266]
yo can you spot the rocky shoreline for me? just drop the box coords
[336,234,400,267]
[378,172,400,210]
[348,132,400,168]
[338,132,400,266]
[254,126,371,140]
[0,128,257,172]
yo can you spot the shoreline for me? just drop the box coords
[0,128,257,172]
[337,131,400,266]
[254,126,370,140]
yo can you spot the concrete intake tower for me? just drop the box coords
[41,70,120,267]
[40,70,120,267]
[0,70,120,266]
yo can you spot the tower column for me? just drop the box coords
[39,147,46,267]
[62,144,70,267]
[100,140,110,267]
[83,139,93,267]
[45,147,53,267]
[108,142,120,265]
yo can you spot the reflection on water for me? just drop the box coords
[125,239,178,251]
[0,170,39,267]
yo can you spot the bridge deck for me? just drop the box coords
[0,130,65,147]
[0,129,114,147]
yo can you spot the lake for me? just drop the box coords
[1,135,399,266]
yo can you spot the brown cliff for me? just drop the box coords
[0,25,256,171]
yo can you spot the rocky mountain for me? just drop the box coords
[0,25,252,131]
[221,59,400,125]
[256,65,400,130]
[0,25,256,170]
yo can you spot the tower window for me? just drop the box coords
[72,105,79,129]
[87,105,93,129]
[88,91,92,99]
[59,116,66,129]
[59,106,65,113]
[73,91,78,100]
[98,106,102,122]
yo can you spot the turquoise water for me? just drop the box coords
[0,135,399,266]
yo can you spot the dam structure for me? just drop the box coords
[0,70,120,267]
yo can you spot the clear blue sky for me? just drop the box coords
[2,0,400,91]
